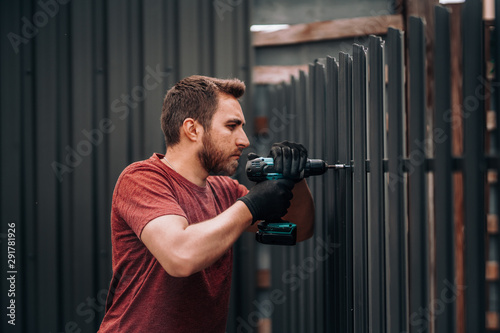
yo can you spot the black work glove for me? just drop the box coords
[238,179,295,224]
[269,141,308,181]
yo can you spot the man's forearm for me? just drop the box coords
[142,201,253,277]
[180,201,253,273]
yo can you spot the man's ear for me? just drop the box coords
[182,118,203,142]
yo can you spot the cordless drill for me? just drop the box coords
[246,156,348,245]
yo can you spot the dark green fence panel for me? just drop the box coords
[0,1,253,332]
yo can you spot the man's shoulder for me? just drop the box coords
[120,154,163,176]
[114,154,169,190]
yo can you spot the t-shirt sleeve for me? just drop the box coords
[113,166,187,239]
[236,180,249,198]
[223,176,249,201]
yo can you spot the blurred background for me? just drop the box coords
[1,0,495,332]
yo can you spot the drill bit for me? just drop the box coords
[328,164,349,169]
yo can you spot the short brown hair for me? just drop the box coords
[161,75,246,147]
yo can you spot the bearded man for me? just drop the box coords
[98,75,314,332]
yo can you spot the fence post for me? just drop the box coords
[434,6,456,333]
[407,16,430,333]
[297,70,309,333]
[338,52,354,332]
[300,63,316,333]
[386,27,407,333]
[325,55,339,333]
[352,44,369,332]
[462,0,486,331]
[313,60,327,333]
[287,76,299,333]
[368,34,387,333]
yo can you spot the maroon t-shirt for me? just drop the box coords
[98,153,248,332]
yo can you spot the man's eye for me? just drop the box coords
[227,124,236,130]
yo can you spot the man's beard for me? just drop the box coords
[199,132,240,176]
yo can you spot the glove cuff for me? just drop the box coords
[237,197,259,225]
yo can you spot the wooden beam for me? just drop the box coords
[486,261,499,281]
[487,214,499,234]
[256,269,271,288]
[253,65,309,85]
[487,311,500,330]
[252,15,404,47]
[487,109,496,131]
[258,318,271,333]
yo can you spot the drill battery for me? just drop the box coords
[256,221,297,246]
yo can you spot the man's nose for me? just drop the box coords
[237,129,250,148]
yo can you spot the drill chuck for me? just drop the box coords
[305,159,330,177]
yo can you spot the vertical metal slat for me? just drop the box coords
[368,34,386,333]
[58,0,73,327]
[325,55,339,333]
[143,0,168,155]
[314,60,327,333]
[462,0,486,331]
[386,27,407,333]
[434,7,455,333]
[303,63,316,333]
[178,0,200,78]
[494,4,500,331]
[297,70,308,333]
[408,16,430,333]
[352,44,369,332]
[128,0,143,161]
[288,76,298,333]
[0,1,23,332]
[20,0,38,330]
[268,85,286,333]
[71,1,96,330]
[338,52,354,333]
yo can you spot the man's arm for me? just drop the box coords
[141,201,252,278]
[141,179,294,277]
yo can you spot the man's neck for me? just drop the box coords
[162,147,209,187]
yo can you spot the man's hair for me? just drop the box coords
[161,75,246,147]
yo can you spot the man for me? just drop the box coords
[98,75,315,332]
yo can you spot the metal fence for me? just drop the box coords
[256,2,491,332]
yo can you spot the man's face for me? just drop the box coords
[198,94,250,176]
